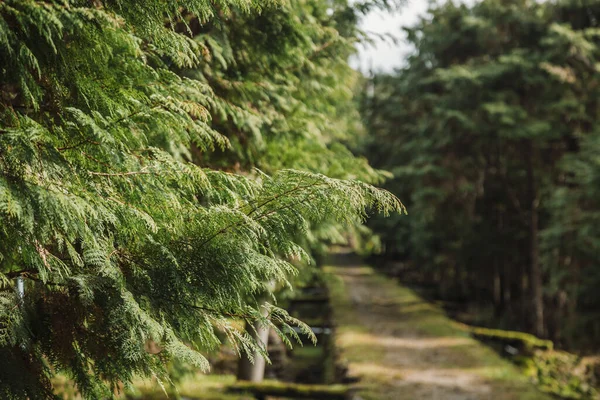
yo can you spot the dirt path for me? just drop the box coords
[326,255,550,400]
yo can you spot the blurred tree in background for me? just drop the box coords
[0,0,403,398]
[362,0,600,348]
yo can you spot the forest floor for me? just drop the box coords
[326,253,551,400]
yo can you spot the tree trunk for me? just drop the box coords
[526,140,544,338]
[502,260,511,315]
[237,304,270,382]
[495,209,506,317]
[492,259,502,316]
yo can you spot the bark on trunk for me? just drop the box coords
[237,304,270,382]
[502,260,511,313]
[493,259,502,315]
[526,140,544,338]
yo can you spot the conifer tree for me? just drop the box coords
[0,0,403,397]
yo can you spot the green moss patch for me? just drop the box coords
[459,324,553,355]
[228,380,352,399]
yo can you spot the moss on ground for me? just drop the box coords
[124,374,252,400]
[228,380,351,399]
[459,323,553,354]
[55,374,253,400]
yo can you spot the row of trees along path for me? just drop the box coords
[361,0,600,348]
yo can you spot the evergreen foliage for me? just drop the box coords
[361,0,600,347]
[0,0,403,397]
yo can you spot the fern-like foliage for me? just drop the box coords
[0,0,403,398]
